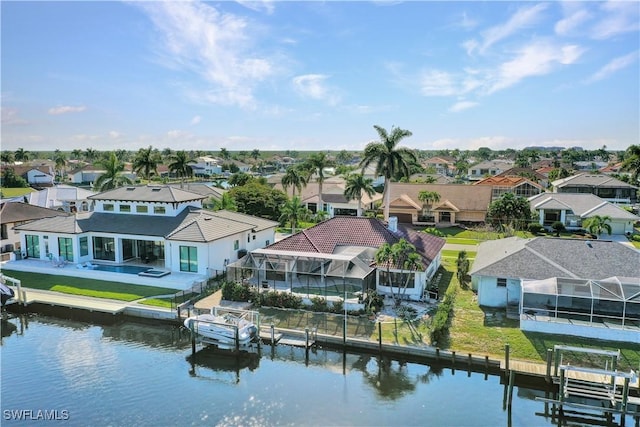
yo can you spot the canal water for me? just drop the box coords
[0,315,622,426]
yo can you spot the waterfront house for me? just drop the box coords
[550,173,638,205]
[386,183,492,225]
[227,216,445,302]
[528,193,639,235]
[470,237,640,343]
[11,185,278,281]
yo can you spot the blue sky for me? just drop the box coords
[2,1,639,153]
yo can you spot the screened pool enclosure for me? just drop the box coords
[226,247,378,299]
[520,276,640,331]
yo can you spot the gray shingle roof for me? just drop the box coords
[471,236,640,280]
[88,185,206,203]
[529,193,640,220]
[552,173,639,189]
[1,202,70,224]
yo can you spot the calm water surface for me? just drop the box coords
[0,315,582,426]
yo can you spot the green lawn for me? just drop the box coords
[1,187,34,198]
[1,269,179,302]
[441,250,475,259]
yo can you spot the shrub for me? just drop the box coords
[424,227,444,237]
[331,299,344,314]
[221,281,252,301]
[527,223,544,234]
[259,290,303,309]
[309,296,329,312]
[551,221,565,237]
[429,288,457,345]
[632,234,640,242]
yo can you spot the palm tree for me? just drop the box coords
[93,152,133,192]
[418,190,440,221]
[133,145,161,182]
[219,148,230,160]
[210,192,237,211]
[1,151,14,164]
[281,165,309,197]
[359,125,416,221]
[304,152,334,215]
[456,251,470,289]
[344,173,375,217]
[279,196,310,234]
[375,239,421,306]
[621,145,640,184]
[583,215,612,237]
[168,150,195,188]
[84,148,98,163]
[251,149,260,161]
[70,149,83,160]
[14,147,30,162]
[54,150,67,181]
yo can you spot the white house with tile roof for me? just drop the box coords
[528,193,639,235]
[11,185,278,286]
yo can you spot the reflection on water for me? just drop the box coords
[1,315,635,427]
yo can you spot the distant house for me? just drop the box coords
[227,216,445,302]
[11,185,278,288]
[191,156,222,177]
[529,193,639,235]
[0,202,69,255]
[2,165,55,187]
[551,173,638,205]
[470,237,640,343]
[422,156,456,176]
[468,160,514,181]
[495,167,549,188]
[386,183,493,225]
[573,161,608,172]
[68,164,136,185]
[275,177,382,217]
[26,184,96,213]
[473,176,544,202]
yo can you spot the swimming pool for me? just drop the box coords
[93,264,151,275]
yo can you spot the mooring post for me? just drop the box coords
[507,370,515,408]
[270,324,275,345]
[485,355,489,370]
[545,348,553,383]
[305,327,309,348]
[436,347,440,361]
[378,322,382,352]
[505,344,510,377]
[190,322,196,356]
[235,325,240,353]
[451,350,456,365]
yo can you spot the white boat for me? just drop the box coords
[184,309,258,349]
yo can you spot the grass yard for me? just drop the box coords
[0,187,35,198]
[1,269,180,302]
[441,249,476,260]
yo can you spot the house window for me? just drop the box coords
[1,224,7,240]
[93,236,115,261]
[179,246,198,272]
[58,237,73,261]
[252,235,256,241]
[497,278,507,287]
[136,205,148,213]
[265,240,270,246]
[247,234,251,243]
[79,236,89,257]
[103,203,114,212]
[154,206,166,215]
[119,204,131,213]
[26,235,39,258]
[234,240,239,250]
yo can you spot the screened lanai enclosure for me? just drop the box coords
[226,247,378,300]
[520,276,640,342]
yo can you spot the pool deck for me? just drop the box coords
[1,259,205,291]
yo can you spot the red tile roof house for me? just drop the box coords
[227,216,445,307]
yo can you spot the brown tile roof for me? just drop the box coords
[0,202,70,224]
[473,176,543,190]
[496,167,547,181]
[268,216,445,265]
[388,183,492,212]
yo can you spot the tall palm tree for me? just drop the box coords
[281,165,309,197]
[344,173,375,217]
[71,149,83,160]
[219,148,230,160]
[210,192,237,211]
[93,152,133,192]
[168,150,195,188]
[84,148,98,163]
[304,152,334,214]
[279,196,310,234]
[359,125,415,221]
[133,145,161,182]
[1,151,14,164]
[583,215,612,237]
[251,149,260,161]
[375,238,421,306]
[54,150,67,182]
[621,145,640,184]
[14,147,30,162]
[418,190,440,221]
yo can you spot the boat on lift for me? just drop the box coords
[184,307,259,350]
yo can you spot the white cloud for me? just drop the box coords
[292,74,341,105]
[591,1,640,40]
[469,3,548,55]
[108,131,122,139]
[488,40,585,94]
[419,70,458,96]
[449,101,479,113]
[555,8,591,36]
[235,1,275,14]
[136,1,276,108]
[167,129,191,139]
[1,108,28,125]
[190,115,202,125]
[585,51,639,83]
[48,105,86,115]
